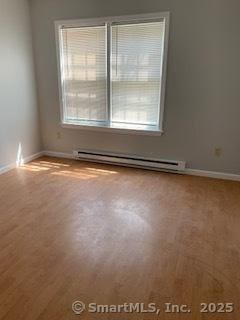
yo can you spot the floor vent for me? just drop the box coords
[73,150,186,172]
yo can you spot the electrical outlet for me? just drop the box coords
[57,132,62,139]
[214,147,222,157]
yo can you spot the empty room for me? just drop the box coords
[0,0,240,319]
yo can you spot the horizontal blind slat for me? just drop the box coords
[61,25,107,122]
[111,22,164,126]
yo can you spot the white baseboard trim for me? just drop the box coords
[22,151,45,164]
[1,149,239,182]
[0,163,15,175]
[185,168,240,182]
[0,151,44,176]
[43,150,75,160]
[42,150,240,182]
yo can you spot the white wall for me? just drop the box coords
[0,0,41,170]
[30,0,240,174]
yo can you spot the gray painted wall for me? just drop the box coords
[0,0,41,169]
[30,0,240,174]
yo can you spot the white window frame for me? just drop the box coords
[55,12,170,136]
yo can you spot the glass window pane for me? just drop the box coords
[61,25,107,122]
[111,22,165,126]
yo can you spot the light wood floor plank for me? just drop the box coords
[0,156,239,320]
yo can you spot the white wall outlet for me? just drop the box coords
[214,147,222,157]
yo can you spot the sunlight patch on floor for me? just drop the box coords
[18,159,118,180]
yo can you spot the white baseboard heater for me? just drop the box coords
[73,150,186,172]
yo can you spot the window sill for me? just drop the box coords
[60,121,163,136]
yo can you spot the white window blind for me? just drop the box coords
[61,25,107,122]
[111,22,165,127]
[56,13,169,132]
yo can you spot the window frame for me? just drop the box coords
[55,12,170,135]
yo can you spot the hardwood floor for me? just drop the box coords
[0,156,239,320]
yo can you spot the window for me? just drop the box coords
[55,13,169,134]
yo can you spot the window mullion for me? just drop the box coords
[106,22,112,125]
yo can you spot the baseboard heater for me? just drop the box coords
[73,150,186,172]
